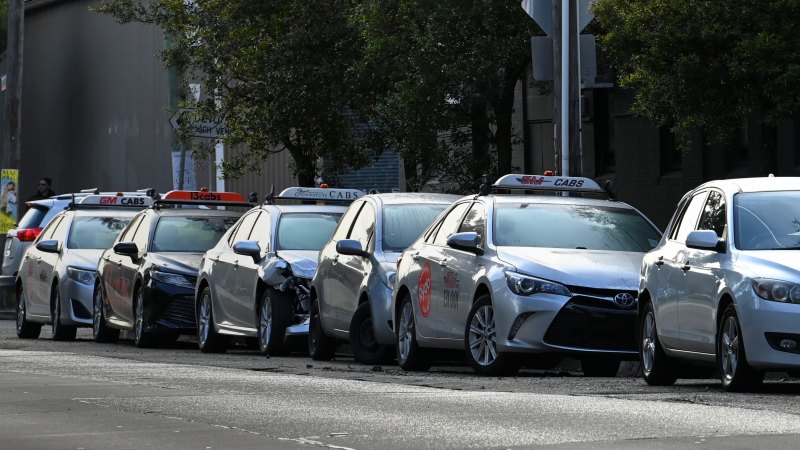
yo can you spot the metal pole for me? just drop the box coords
[4,0,24,171]
[560,0,569,176]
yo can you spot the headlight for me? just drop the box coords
[752,278,800,304]
[505,272,571,297]
[67,267,96,285]
[151,270,196,289]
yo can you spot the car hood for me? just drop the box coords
[735,250,800,281]
[496,247,643,290]
[62,249,104,270]
[149,252,204,275]
[277,250,319,279]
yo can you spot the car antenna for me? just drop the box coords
[264,185,275,205]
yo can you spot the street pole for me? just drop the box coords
[4,0,24,172]
[560,0,569,177]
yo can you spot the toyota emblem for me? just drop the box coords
[614,293,636,308]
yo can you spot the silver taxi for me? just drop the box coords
[15,193,152,340]
[392,175,662,375]
[640,177,800,391]
[195,187,361,354]
[309,193,459,364]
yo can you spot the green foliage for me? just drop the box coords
[593,0,800,145]
[0,0,8,53]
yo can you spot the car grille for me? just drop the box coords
[155,296,196,329]
[543,290,637,352]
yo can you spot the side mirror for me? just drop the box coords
[447,232,483,255]
[35,239,60,254]
[686,230,723,252]
[113,242,139,258]
[233,240,262,263]
[336,239,368,258]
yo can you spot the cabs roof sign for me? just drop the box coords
[493,174,606,194]
[276,187,364,203]
[78,194,154,208]
[161,190,247,203]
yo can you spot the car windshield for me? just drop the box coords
[67,216,133,249]
[493,203,661,252]
[383,204,448,252]
[152,216,238,252]
[276,212,342,251]
[734,191,800,250]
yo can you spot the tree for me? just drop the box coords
[593,0,800,145]
[97,0,372,186]
[0,0,8,53]
[354,1,539,192]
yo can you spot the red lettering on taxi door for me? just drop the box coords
[417,262,432,318]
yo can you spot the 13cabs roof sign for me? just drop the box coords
[161,190,248,203]
[278,187,364,202]
[78,194,154,207]
[493,174,606,194]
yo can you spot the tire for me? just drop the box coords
[396,294,431,371]
[465,295,521,376]
[16,285,41,339]
[349,302,394,365]
[50,287,77,341]
[309,299,335,361]
[718,304,764,392]
[133,287,156,348]
[581,357,621,377]
[93,283,119,343]
[197,287,228,353]
[258,288,290,356]
[640,302,678,385]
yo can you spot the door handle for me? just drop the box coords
[233,260,239,268]
[117,261,122,267]
[655,256,664,267]
[411,252,420,261]
[211,255,219,262]
[436,258,448,267]
[681,264,690,272]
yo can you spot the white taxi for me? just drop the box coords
[392,174,661,375]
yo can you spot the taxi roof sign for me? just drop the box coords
[275,187,364,203]
[77,194,154,208]
[161,190,247,203]
[493,174,606,194]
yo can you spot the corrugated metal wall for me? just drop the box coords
[223,146,298,201]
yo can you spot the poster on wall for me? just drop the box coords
[171,150,196,191]
[0,169,19,233]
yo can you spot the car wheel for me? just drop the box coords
[396,294,431,371]
[580,357,620,377]
[16,286,41,339]
[51,287,77,341]
[133,288,155,348]
[465,295,520,376]
[640,302,677,385]
[258,288,290,356]
[309,300,335,360]
[93,283,119,343]
[197,287,228,353]
[718,304,763,392]
[349,302,393,365]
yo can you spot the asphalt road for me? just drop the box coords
[1,321,799,449]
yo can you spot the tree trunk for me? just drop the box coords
[288,146,317,187]
[494,78,517,176]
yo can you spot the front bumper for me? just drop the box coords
[61,278,94,327]
[737,294,800,370]
[494,288,638,358]
[143,279,196,333]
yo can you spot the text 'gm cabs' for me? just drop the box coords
[15,192,153,340]
[196,186,361,355]
[392,174,662,375]
[93,190,250,347]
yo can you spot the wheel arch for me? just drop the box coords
[716,293,735,332]
[473,282,491,304]
[394,284,411,324]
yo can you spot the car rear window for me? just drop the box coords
[152,216,239,252]
[493,203,661,252]
[17,205,49,229]
[382,204,448,252]
[276,213,342,251]
[67,216,133,249]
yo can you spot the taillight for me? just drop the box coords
[16,228,43,242]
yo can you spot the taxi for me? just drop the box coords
[15,193,153,340]
[392,174,662,375]
[195,186,361,354]
[93,190,248,347]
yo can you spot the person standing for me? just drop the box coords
[28,177,56,201]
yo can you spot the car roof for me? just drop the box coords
[259,204,348,214]
[151,208,245,217]
[482,194,637,209]
[72,209,143,218]
[695,176,800,194]
[367,192,461,205]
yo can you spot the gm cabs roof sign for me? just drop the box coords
[79,194,154,207]
[162,190,247,203]
[279,187,364,202]
[493,174,605,193]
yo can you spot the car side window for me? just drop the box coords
[349,202,376,249]
[458,202,486,247]
[665,198,688,240]
[672,192,708,243]
[118,214,143,243]
[697,191,726,238]
[433,202,471,246]
[132,215,151,252]
[249,211,271,252]
[38,215,63,242]
[49,214,72,242]
[333,202,364,241]
[230,211,260,244]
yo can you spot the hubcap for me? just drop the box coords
[93,288,102,336]
[17,290,25,331]
[721,316,739,380]
[135,291,144,343]
[52,291,61,334]
[642,312,656,374]
[198,293,211,346]
[398,302,413,362]
[468,305,497,366]
[260,299,272,350]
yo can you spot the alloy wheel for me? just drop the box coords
[134,290,144,343]
[721,316,739,381]
[642,311,656,374]
[52,291,61,335]
[260,299,272,350]
[17,290,26,331]
[198,292,212,347]
[398,302,413,362]
[468,305,497,366]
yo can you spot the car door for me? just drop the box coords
[117,213,152,324]
[24,215,63,317]
[38,212,71,314]
[657,191,707,349]
[417,201,470,339]
[335,200,376,332]
[679,190,726,354]
[439,201,487,340]
[215,210,260,330]
[102,214,142,323]
[318,201,363,334]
